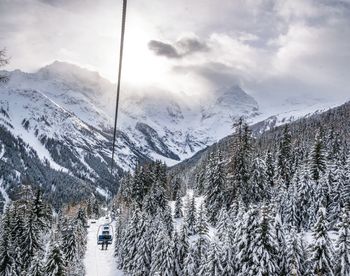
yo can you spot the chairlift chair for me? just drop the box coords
[97,224,114,245]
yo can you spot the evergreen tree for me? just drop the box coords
[20,210,43,271]
[204,151,226,225]
[62,225,77,263]
[76,208,87,227]
[183,247,199,276]
[134,216,152,276]
[150,234,176,276]
[0,210,17,276]
[308,207,334,275]
[45,244,66,276]
[216,208,230,243]
[249,157,268,203]
[194,204,210,268]
[266,150,276,188]
[199,241,224,276]
[310,132,327,183]
[229,117,253,206]
[28,256,44,276]
[32,189,51,230]
[234,206,259,274]
[277,125,293,187]
[174,194,183,219]
[247,205,279,275]
[285,227,308,276]
[175,225,189,275]
[274,213,287,275]
[120,208,141,273]
[284,172,301,229]
[171,178,181,201]
[162,206,175,237]
[185,197,197,236]
[195,169,206,196]
[335,209,350,276]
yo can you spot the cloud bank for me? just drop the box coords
[0,0,349,107]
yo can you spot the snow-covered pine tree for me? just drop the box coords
[204,151,226,225]
[131,165,147,208]
[308,207,334,275]
[174,224,189,275]
[133,215,152,276]
[221,243,235,276]
[277,125,293,188]
[249,157,268,203]
[265,150,276,188]
[20,209,43,271]
[194,204,210,267]
[171,178,181,201]
[28,255,44,276]
[143,183,159,217]
[309,132,327,183]
[284,171,301,229]
[199,240,224,276]
[162,205,175,237]
[62,224,77,264]
[228,118,253,206]
[76,208,87,227]
[246,204,279,275]
[195,168,206,196]
[174,194,183,219]
[285,227,308,276]
[183,247,199,276]
[335,209,350,276]
[150,233,176,276]
[297,169,314,230]
[185,196,197,236]
[217,209,236,275]
[154,180,168,213]
[274,213,287,275]
[216,208,230,243]
[32,189,51,231]
[234,206,259,274]
[0,209,17,276]
[328,163,341,228]
[340,160,350,208]
[119,208,141,273]
[45,243,66,276]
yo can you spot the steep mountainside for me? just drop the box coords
[169,100,350,185]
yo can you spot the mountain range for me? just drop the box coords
[0,61,343,208]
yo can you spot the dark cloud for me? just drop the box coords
[148,36,209,59]
[176,37,209,55]
[148,40,180,58]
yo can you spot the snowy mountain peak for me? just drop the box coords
[216,85,258,108]
[38,61,101,81]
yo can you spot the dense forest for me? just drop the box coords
[0,185,96,276]
[113,103,350,275]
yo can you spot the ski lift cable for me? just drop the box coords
[111,0,128,177]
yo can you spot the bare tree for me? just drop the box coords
[0,49,9,83]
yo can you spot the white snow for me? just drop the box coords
[84,217,123,276]
[0,144,4,159]
[96,186,110,200]
[0,178,10,212]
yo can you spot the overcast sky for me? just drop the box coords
[0,0,349,106]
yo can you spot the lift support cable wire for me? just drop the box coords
[111,0,128,177]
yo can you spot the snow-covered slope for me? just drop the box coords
[0,61,261,169]
[0,61,342,176]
